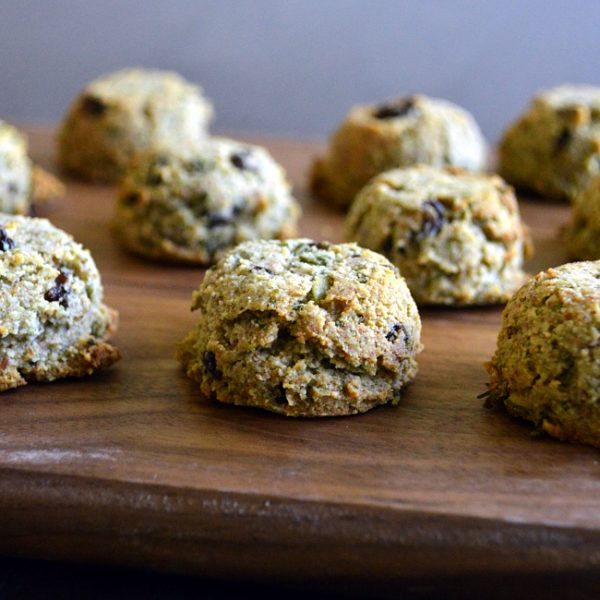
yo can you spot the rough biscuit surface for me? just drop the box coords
[114,138,300,265]
[566,175,600,260]
[0,121,32,214]
[177,239,422,417]
[310,95,487,208]
[58,68,213,182]
[485,261,600,448]
[499,85,600,201]
[345,165,531,305]
[0,215,120,391]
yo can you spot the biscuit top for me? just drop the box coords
[76,68,214,128]
[193,239,421,373]
[197,239,405,315]
[120,137,293,216]
[355,164,516,214]
[82,68,210,105]
[0,215,104,338]
[536,85,600,111]
[525,260,600,310]
[0,121,28,155]
[350,94,481,129]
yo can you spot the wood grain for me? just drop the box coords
[0,126,599,587]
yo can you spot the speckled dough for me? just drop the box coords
[310,95,487,208]
[0,121,32,214]
[499,85,600,201]
[177,239,422,417]
[345,165,531,306]
[566,176,600,260]
[485,261,600,448]
[58,68,213,182]
[0,215,120,391]
[114,138,300,265]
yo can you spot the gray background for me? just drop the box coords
[1,0,599,142]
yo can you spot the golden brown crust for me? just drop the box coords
[0,365,27,392]
[0,306,120,392]
[484,261,600,448]
[51,339,121,379]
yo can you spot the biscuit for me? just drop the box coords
[58,68,213,182]
[0,215,120,391]
[310,95,487,208]
[566,175,600,260]
[485,261,600,448]
[499,85,600,201]
[177,239,422,417]
[345,165,531,305]
[114,138,300,264]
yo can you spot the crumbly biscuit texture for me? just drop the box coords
[177,239,422,417]
[345,165,531,305]
[0,215,120,391]
[499,85,600,201]
[0,121,32,214]
[58,68,213,182]
[485,261,600,448]
[311,95,487,208]
[567,176,600,260]
[114,137,300,264]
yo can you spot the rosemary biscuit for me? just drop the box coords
[485,261,600,448]
[114,137,300,265]
[0,215,120,391]
[499,85,600,201]
[177,239,422,417]
[310,95,487,208]
[345,165,531,305]
[566,175,600,260]
[58,68,213,182]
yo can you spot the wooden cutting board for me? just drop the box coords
[1,127,599,588]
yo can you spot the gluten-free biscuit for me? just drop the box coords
[567,175,600,260]
[345,165,531,305]
[485,261,600,448]
[311,95,486,208]
[0,215,120,391]
[499,85,600,201]
[114,138,300,265]
[58,68,213,182]
[178,239,422,416]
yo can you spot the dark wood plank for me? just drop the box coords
[0,126,598,585]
